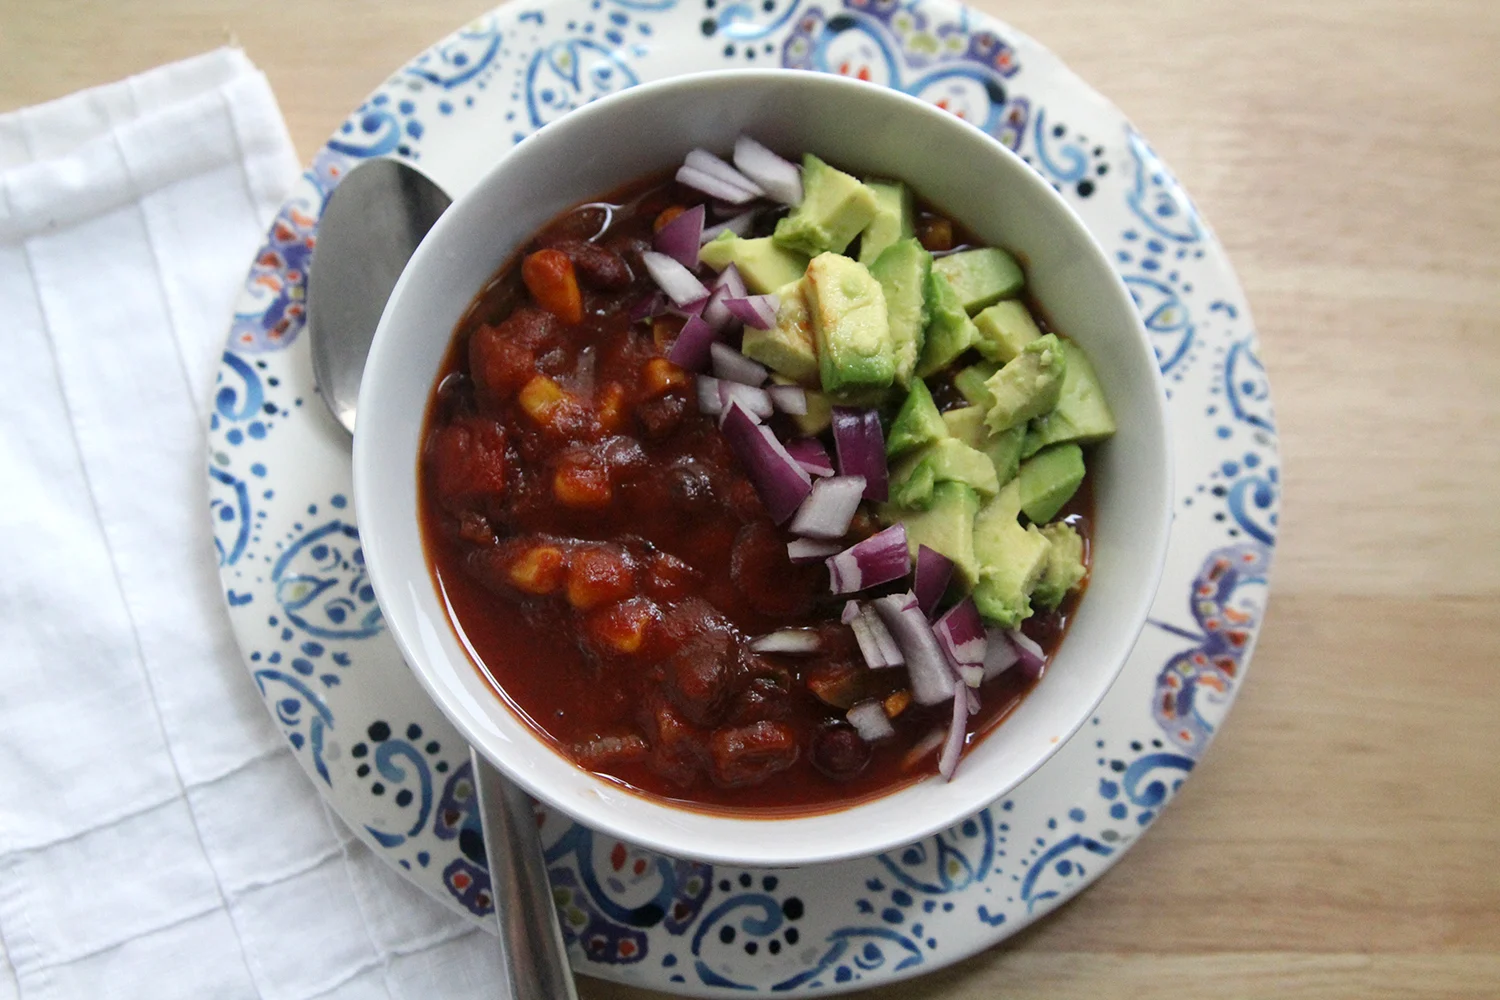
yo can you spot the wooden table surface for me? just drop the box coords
[5,1,1498,996]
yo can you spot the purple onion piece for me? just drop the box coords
[717,381,773,420]
[956,664,985,688]
[711,262,749,300]
[841,599,862,625]
[627,290,665,323]
[937,686,969,781]
[652,203,704,269]
[719,401,812,524]
[702,285,735,331]
[913,545,955,618]
[826,523,910,595]
[696,376,723,415]
[785,437,836,477]
[666,313,717,371]
[748,628,821,655]
[789,538,843,564]
[701,210,756,244]
[676,164,758,204]
[684,148,764,198]
[641,250,710,307]
[789,475,865,540]
[872,592,955,706]
[1007,628,1047,681]
[710,342,768,386]
[832,407,889,502]
[965,687,981,714]
[862,408,888,502]
[863,606,904,667]
[722,294,780,330]
[982,628,1020,681]
[733,135,804,205]
[933,598,988,666]
[847,700,895,742]
[767,384,808,416]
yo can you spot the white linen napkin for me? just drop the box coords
[0,50,505,1000]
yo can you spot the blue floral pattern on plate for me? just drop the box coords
[207,0,1278,992]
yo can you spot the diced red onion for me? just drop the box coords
[652,203,704,269]
[788,475,865,539]
[902,727,947,772]
[872,592,955,706]
[767,384,808,415]
[710,342,767,386]
[701,285,734,331]
[666,313,717,371]
[717,381,773,420]
[847,603,903,670]
[863,605,904,667]
[826,523,910,594]
[913,545,954,619]
[1007,628,1047,681]
[956,663,985,688]
[789,538,843,564]
[696,375,723,416]
[733,135,804,205]
[628,290,665,323]
[711,263,748,299]
[749,628,821,655]
[641,250,710,307]
[722,294,780,330]
[676,164,758,204]
[841,599,862,625]
[832,407,889,502]
[937,686,969,781]
[719,401,812,524]
[933,598,988,666]
[965,687,981,714]
[982,628,1020,681]
[847,700,895,742]
[666,295,708,319]
[701,210,756,244]
[785,438,836,477]
[684,148,764,198]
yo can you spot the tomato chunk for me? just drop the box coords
[522,248,583,324]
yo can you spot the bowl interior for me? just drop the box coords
[353,70,1172,867]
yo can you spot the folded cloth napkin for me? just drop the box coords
[0,50,504,1000]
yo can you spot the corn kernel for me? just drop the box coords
[518,375,567,424]
[566,546,635,610]
[596,382,627,434]
[884,689,912,719]
[553,461,612,508]
[643,357,689,397]
[507,545,566,595]
[586,598,658,654]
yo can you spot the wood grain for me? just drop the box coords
[6,1,1498,995]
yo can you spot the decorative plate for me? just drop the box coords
[207,0,1278,992]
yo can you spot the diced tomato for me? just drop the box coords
[429,418,507,508]
[522,248,583,324]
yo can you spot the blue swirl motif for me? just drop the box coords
[213,352,264,421]
[769,928,925,991]
[403,18,503,88]
[547,823,712,964]
[1018,833,1114,913]
[525,40,639,129]
[1123,274,1195,375]
[877,808,994,894]
[432,761,495,916]
[1029,106,1090,184]
[607,0,679,9]
[271,521,384,640]
[711,0,803,41]
[1125,128,1204,244]
[254,669,334,783]
[1149,543,1272,751]
[208,466,252,567]
[1123,752,1195,809]
[1224,336,1275,432]
[782,4,1029,149]
[362,740,435,849]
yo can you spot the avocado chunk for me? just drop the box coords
[971,480,1053,627]
[858,179,916,266]
[789,384,833,436]
[941,406,1025,489]
[931,247,1025,315]
[941,405,986,448]
[1032,522,1087,610]
[953,361,1000,408]
[773,154,879,257]
[804,252,895,393]
[890,455,937,510]
[984,333,1066,433]
[916,270,979,377]
[869,238,931,387]
[1017,443,1085,524]
[1026,338,1117,450]
[741,278,818,384]
[890,481,981,587]
[698,233,810,295]
[973,300,1042,363]
[887,379,946,459]
[890,437,1000,506]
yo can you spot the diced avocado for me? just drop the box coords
[773,154,879,256]
[1026,338,1117,450]
[973,300,1042,363]
[891,481,981,587]
[1033,522,1087,610]
[804,252,895,393]
[887,379,946,459]
[741,278,818,384]
[971,480,1053,627]
[890,455,937,510]
[1020,425,1046,460]
[825,385,895,408]
[941,406,986,448]
[790,385,833,436]
[1017,443,1086,524]
[986,425,1027,489]
[857,179,916,266]
[698,233,810,295]
[953,361,1000,407]
[931,247,1024,315]
[869,238,931,386]
[891,437,999,501]
[916,270,979,377]
[984,333,1066,433]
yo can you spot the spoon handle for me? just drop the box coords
[471,748,580,1000]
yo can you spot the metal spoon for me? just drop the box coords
[307,157,579,999]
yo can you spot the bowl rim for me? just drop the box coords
[353,68,1174,867]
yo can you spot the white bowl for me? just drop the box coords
[354,69,1172,868]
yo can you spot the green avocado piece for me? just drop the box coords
[984,333,1066,434]
[941,406,986,448]
[916,270,979,377]
[890,455,937,510]
[971,480,1053,627]
[891,437,1000,502]
[1032,521,1087,610]
[698,233,810,295]
[953,361,1000,408]
[931,247,1025,315]
[789,384,833,436]
[941,407,1024,491]
[887,379,946,459]
[869,238,931,387]
[741,278,818,384]
[857,179,916,266]
[1026,338,1118,450]
[1017,443,1086,524]
[804,252,895,393]
[773,154,879,256]
[973,299,1042,363]
[889,481,981,587]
